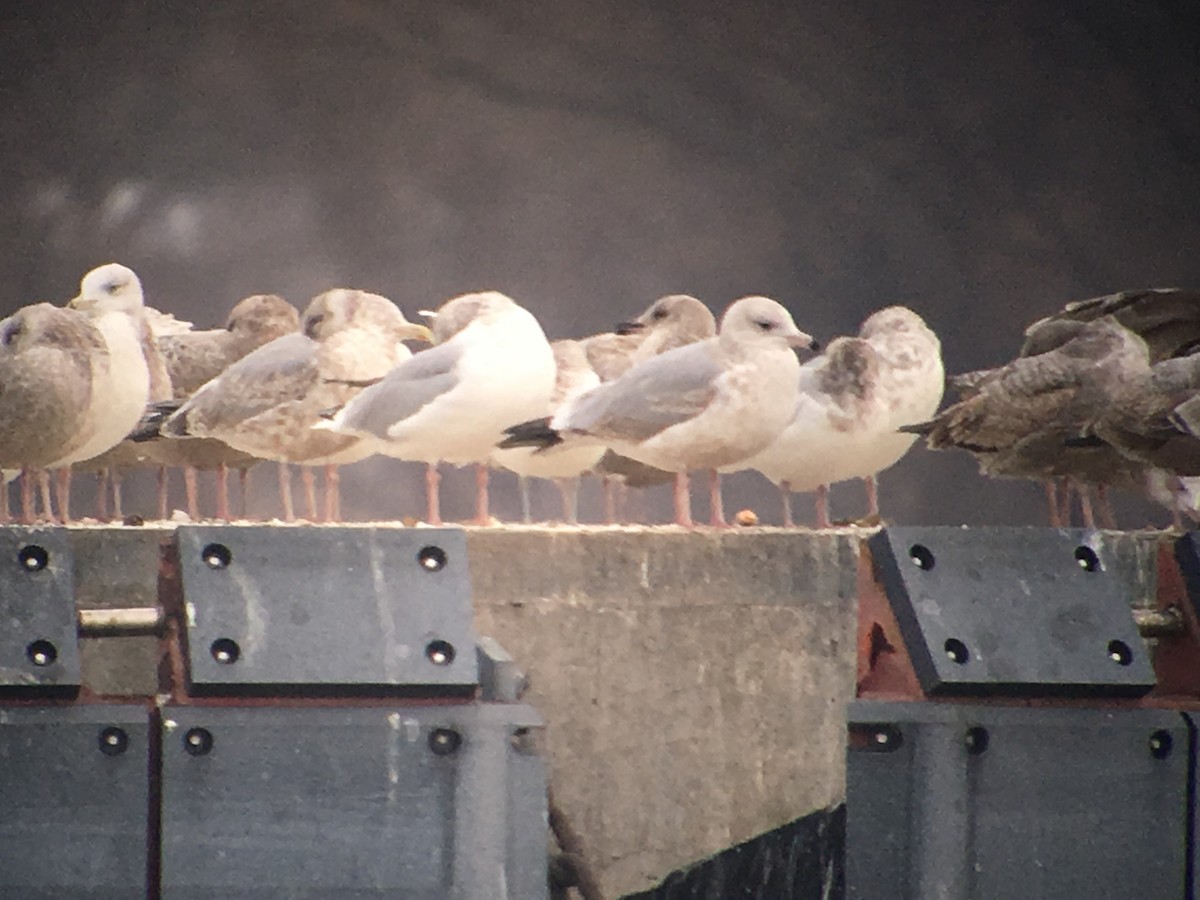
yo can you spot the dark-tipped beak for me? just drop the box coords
[615,320,645,336]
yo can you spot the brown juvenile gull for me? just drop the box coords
[728,306,943,527]
[489,339,605,523]
[0,304,108,523]
[1070,351,1200,528]
[142,293,300,519]
[164,289,432,522]
[1022,288,1200,363]
[45,263,152,522]
[500,296,817,528]
[319,291,557,526]
[903,317,1149,528]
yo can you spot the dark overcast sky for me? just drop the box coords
[2,0,1199,527]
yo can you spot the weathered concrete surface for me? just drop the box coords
[467,527,860,897]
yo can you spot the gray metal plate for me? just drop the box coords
[0,527,80,692]
[176,526,479,690]
[0,704,150,898]
[846,701,1189,899]
[868,527,1156,697]
[160,703,546,899]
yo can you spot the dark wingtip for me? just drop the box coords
[898,420,933,436]
[498,417,562,450]
[129,400,184,442]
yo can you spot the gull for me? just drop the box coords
[164,289,432,521]
[903,317,1149,527]
[320,291,557,525]
[46,263,153,522]
[581,294,717,381]
[141,293,300,519]
[489,339,605,523]
[731,306,943,527]
[0,304,108,523]
[1022,288,1200,363]
[500,296,817,527]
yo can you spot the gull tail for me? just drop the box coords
[129,400,184,442]
[498,417,563,451]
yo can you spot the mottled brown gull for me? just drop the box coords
[904,317,1149,527]
[145,293,300,519]
[45,263,152,521]
[0,304,108,522]
[730,306,943,527]
[320,291,557,525]
[501,296,817,527]
[164,289,432,521]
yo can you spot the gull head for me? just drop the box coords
[617,294,716,341]
[302,289,433,344]
[429,290,518,343]
[225,294,300,343]
[68,263,145,315]
[720,295,818,353]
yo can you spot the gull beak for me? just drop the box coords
[400,323,435,344]
[66,294,93,311]
[615,320,645,336]
[787,331,821,354]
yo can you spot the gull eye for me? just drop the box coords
[2,322,23,345]
[103,280,124,294]
[755,318,773,331]
[651,307,668,321]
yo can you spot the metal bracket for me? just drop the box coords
[0,527,80,694]
[868,527,1156,697]
[176,526,480,692]
[0,704,150,897]
[846,701,1190,899]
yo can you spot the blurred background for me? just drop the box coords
[3,0,1199,526]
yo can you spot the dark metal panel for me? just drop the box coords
[160,703,545,899]
[0,527,81,693]
[868,528,1155,697]
[0,704,150,898]
[847,701,1189,900]
[176,526,479,690]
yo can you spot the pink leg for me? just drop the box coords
[37,470,54,524]
[1077,482,1096,529]
[20,468,35,524]
[95,469,110,521]
[1096,483,1117,530]
[238,468,250,520]
[815,483,831,529]
[602,476,617,525]
[0,476,8,525]
[157,467,169,520]
[301,467,318,521]
[780,481,794,528]
[277,462,295,523]
[216,464,230,521]
[708,469,727,528]
[557,477,580,525]
[672,471,693,528]
[111,468,124,519]
[1057,477,1072,526]
[185,466,200,520]
[323,464,340,522]
[56,469,72,524]
[471,463,491,525]
[425,463,442,525]
[1044,480,1063,528]
[865,475,879,517]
